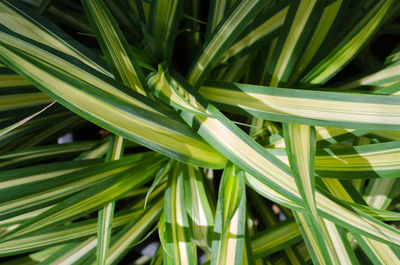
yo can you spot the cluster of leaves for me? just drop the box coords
[1,0,400,264]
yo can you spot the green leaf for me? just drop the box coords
[83,197,164,265]
[183,164,214,253]
[284,124,317,216]
[0,198,162,257]
[187,0,270,88]
[0,157,165,241]
[211,163,246,265]
[218,2,289,65]
[266,0,325,87]
[338,61,400,90]
[320,174,400,265]
[0,101,54,138]
[251,219,302,259]
[0,141,99,169]
[0,0,111,76]
[39,237,97,265]
[147,66,400,248]
[0,91,51,112]
[300,0,394,85]
[150,0,184,63]
[200,81,400,130]
[0,71,32,88]
[284,124,345,265]
[352,233,400,265]
[96,135,124,265]
[162,163,197,265]
[364,178,400,209]
[0,26,226,168]
[82,0,148,95]
[288,0,346,85]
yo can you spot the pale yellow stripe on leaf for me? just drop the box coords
[0,2,110,76]
[339,63,400,89]
[201,87,400,125]
[0,42,222,165]
[270,0,316,86]
[219,7,288,64]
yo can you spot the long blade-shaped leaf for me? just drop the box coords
[0,196,163,257]
[364,178,400,209]
[96,135,124,265]
[81,197,164,265]
[211,163,246,265]
[251,219,302,259]
[0,158,164,240]
[0,141,98,169]
[150,0,183,63]
[338,61,400,90]
[148,66,400,247]
[267,0,325,87]
[183,164,214,254]
[284,124,317,216]
[300,0,394,85]
[322,177,400,265]
[0,26,226,168]
[0,0,110,76]
[0,101,55,138]
[218,2,289,65]
[82,0,148,95]
[39,237,97,265]
[288,0,346,85]
[187,0,269,88]
[266,141,400,179]
[284,124,345,265]
[200,81,400,130]
[162,163,197,265]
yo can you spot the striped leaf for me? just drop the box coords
[96,135,124,265]
[82,197,164,265]
[39,237,97,265]
[147,66,400,248]
[211,163,246,265]
[294,211,358,265]
[162,163,197,265]
[321,176,400,265]
[284,124,346,265]
[265,141,400,179]
[251,219,302,259]
[0,0,111,76]
[0,157,165,241]
[199,81,400,130]
[364,178,400,210]
[0,26,226,168]
[0,141,99,169]
[205,0,230,38]
[187,0,269,88]
[266,0,325,87]
[284,124,317,216]
[0,90,52,112]
[0,198,164,257]
[217,2,289,65]
[287,0,346,85]
[338,61,400,90]
[82,0,148,96]
[300,0,394,85]
[0,101,55,138]
[183,164,214,253]
[352,233,400,265]
[150,0,184,63]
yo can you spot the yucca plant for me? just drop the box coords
[1,0,400,264]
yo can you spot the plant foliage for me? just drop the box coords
[0,0,400,264]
